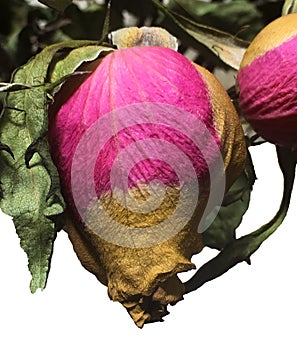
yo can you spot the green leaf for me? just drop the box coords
[282,0,297,15]
[38,0,72,12]
[203,152,256,250]
[152,0,249,70]
[0,40,109,292]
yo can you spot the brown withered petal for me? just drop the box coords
[65,194,205,327]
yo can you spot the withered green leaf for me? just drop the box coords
[50,45,113,84]
[0,40,111,292]
[152,0,249,70]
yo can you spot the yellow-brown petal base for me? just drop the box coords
[65,184,207,328]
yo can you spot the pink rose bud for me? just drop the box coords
[48,44,246,327]
[237,13,297,150]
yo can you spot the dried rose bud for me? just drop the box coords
[48,42,246,327]
[237,13,297,150]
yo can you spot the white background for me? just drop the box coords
[0,142,296,349]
